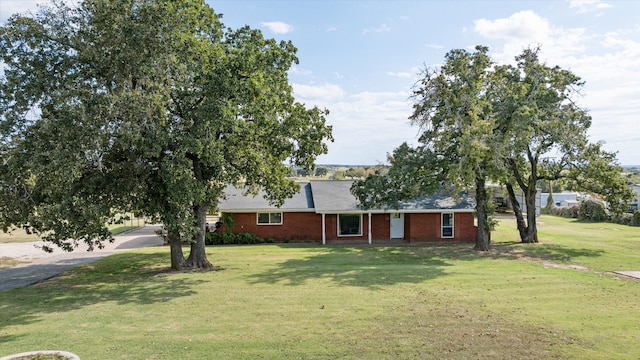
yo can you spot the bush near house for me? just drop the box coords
[205,232,275,245]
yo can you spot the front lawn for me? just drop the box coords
[0,215,638,359]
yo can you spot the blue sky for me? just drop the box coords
[2,0,639,165]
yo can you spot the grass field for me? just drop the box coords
[0,215,638,359]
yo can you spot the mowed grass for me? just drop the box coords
[0,215,639,359]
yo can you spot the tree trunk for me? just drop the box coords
[185,202,213,269]
[506,182,528,241]
[474,173,491,251]
[168,230,186,270]
[523,185,539,243]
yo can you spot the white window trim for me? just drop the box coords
[441,212,454,238]
[337,213,363,237]
[256,212,283,225]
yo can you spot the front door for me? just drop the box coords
[390,213,404,239]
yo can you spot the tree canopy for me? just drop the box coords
[353,46,497,251]
[491,47,632,242]
[353,45,631,248]
[0,0,332,269]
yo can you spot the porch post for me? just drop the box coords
[321,213,326,245]
[368,212,372,244]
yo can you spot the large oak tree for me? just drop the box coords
[0,0,332,269]
[353,46,497,251]
[491,48,632,243]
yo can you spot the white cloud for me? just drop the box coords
[474,10,550,43]
[425,43,444,49]
[0,0,79,22]
[293,84,416,164]
[292,83,345,104]
[261,21,293,34]
[473,11,589,63]
[0,0,41,20]
[567,0,612,14]
[386,71,412,78]
[362,23,391,35]
[474,10,640,164]
[289,66,312,76]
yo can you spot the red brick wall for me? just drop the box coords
[323,213,390,241]
[406,212,476,242]
[226,212,322,241]
[223,211,476,243]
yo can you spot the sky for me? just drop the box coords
[1,0,639,165]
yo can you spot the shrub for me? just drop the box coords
[205,231,270,245]
[546,204,579,218]
[631,211,640,227]
[577,200,608,222]
[611,213,633,226]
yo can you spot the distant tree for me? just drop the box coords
[333,170,346,180]
[315,167,328,177]
[296,168,311,177]
[0,0,332,269]
[345,167,366,179]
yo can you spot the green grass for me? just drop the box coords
[0,215,639,359]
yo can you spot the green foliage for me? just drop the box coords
[610,212,633,226]
[219,213,235,234]
[205,231,273,245]
[545,205,580,219]
[577,200,608,222]
[353,46,497,250]
[351,143,440,210]
[631,211,640,227]
[0,0,332,266]
[314,167,328,177]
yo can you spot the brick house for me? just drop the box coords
[217,180,477,244]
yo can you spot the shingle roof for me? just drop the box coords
[218,183,314,211]
[219,180,475,213]
[309,180,360,212]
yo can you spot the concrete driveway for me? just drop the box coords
[0,225,164,292]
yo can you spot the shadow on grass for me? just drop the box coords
[246,245,453,288]
[490,242,605,263]
[0,251,205,332]
[246,241,606,289]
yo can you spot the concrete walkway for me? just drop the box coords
[613,271,640,280]
[0,225,164,292]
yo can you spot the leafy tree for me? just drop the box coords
[351,143,440,210]
[345,167,366,179]
[353,46,497,251]
[0,0,332,269]
[314,167,328,177]
[491,47,632,242]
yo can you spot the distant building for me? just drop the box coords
[541,192,581,208]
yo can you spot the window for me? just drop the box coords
[442,213,454,238]
[257,212,282,225]
[338,214,362,236]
